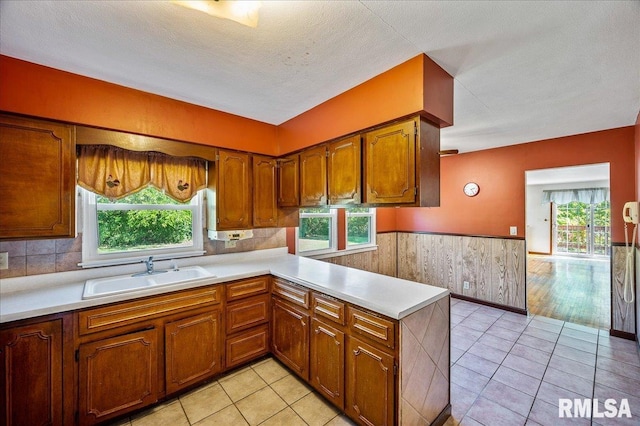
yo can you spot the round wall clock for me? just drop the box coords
[463,182,480,197]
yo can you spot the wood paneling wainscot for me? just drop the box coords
[322,233,397,277]
[611,244,636,335]
[397,233,525,310]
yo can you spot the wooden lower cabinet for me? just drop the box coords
[271,297,310,380]
[346,335,395,426]
[165,310,222,395]
[78,328,159,426]
[226,324,270,368]
[0,319,64,426]
[310,318,344,410]
[225,291,270,369]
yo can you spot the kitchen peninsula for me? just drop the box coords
[0,247,450,426]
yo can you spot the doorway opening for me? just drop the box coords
[525,164,611,329]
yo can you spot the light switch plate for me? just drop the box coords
[0,252,8,270]
[510,226,518,236]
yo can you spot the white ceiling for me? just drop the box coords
[1,1,638,153]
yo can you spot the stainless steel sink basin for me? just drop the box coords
[82,266,215,299]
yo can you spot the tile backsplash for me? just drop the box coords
[0,228,286,279]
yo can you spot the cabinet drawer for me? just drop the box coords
[226,294,270,334]
[272,278,310,308]
[225,324,269,369]
[312,293,345,325]
[78,286,221,336]
[348,307,396,350]
[226,276,269,302]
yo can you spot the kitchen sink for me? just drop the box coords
[82,266,215,299]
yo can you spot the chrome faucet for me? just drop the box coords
[144,256,154,274]
[132,256,168,277]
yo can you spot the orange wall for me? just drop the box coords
[396,127,636,243]
[0,55,279,155]
[376,208,397,233]
[277,54,453,155]
[636,111,640,201]
[1,54,453,158]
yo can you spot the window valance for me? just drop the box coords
[542,187,609,205]
[77,145,206,202]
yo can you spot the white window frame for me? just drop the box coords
[346,208,377,249]
[296,208,338,256]
[80,187,204,268]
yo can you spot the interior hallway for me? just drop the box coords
[106,299,640,426]
[527,255,611,329]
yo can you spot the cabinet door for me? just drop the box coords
[165,310,222,395]
[277,154,299,207]
[226,324,270,369]
[310,318,344,410]
[226,294,270,334]
[364,120,416,204]
[328,135,361,205]
[346,336,395,426]
[299,145,327,206]
[216,150,251,229]
[79,328,158,425]
[0,114,75,239]
[0,320,63,426]
[253,155,278,228]
[271,298,310,380]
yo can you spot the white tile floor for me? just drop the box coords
[448,298,640,426]
[109,298,640,426]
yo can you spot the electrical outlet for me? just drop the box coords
[224,240,237,248]
[0,252,8,270]
[463,281,470,290]
[510,226,517,236]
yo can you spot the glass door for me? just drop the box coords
[554,200,610,256]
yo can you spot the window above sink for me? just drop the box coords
[80,186,205,268]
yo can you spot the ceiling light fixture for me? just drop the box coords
[172,0,261,28]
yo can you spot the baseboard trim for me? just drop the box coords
[451,293,528,315]
[609,329,637,341]
[430,404,452,426]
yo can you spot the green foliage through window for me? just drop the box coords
[96,187,194,253]
[298,208,332,252]
[556,200,610,256]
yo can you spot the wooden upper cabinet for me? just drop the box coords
[208,149,251,230]
[0,319,63,426]
[252,155,278,228]
[277,154,299,207]
[299,145,328,206]
[363,119,416,204]
[0,114,76,239]
[328,136,361,205]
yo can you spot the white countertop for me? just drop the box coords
[0,248,448,323]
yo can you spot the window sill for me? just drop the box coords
[303,245,378,260]
[79,251,206,269]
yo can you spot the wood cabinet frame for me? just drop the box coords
[0,114,76,239]
[2,274,447,426]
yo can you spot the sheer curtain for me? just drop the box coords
[542,188,609,204]
[77,145,206,202]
